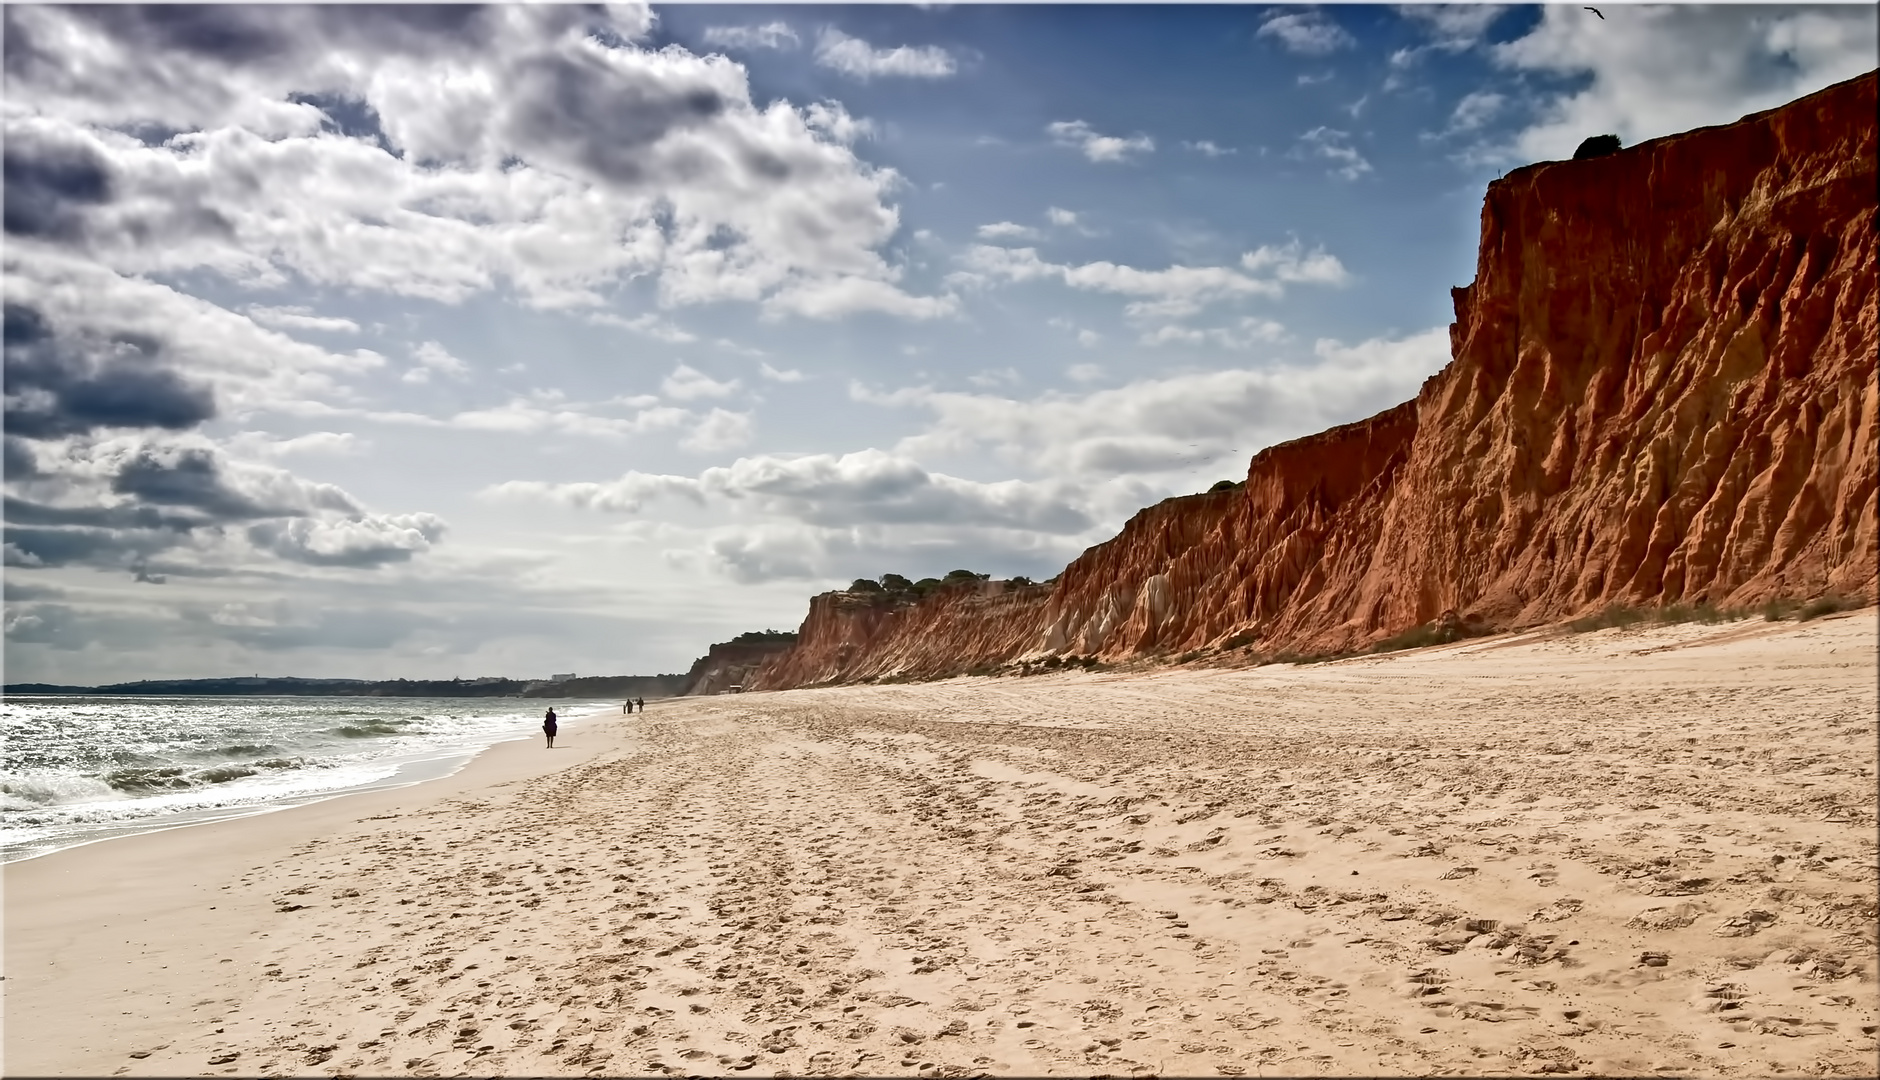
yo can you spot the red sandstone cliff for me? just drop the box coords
[748,579,1054,687]
[680,636,799,696]
[749,72,1877,689]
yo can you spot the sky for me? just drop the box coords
[4,3,1875,684]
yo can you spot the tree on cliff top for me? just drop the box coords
[944,569,988,581]
[729,629,796,644]
[1573,134,1623,160]
[849,578,884,593]
[879,573,913,591]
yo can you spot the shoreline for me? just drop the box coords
[0,699,620,866]
[7,614,1875,1078]
[3,705,631,1075]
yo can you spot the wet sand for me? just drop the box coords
[7,612,1876,1078]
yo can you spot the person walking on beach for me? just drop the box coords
[635,696,645,713]
[543,707,558,748]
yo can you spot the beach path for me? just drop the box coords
[7,613,1876,1077]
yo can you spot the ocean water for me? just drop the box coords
[0,695,608,863]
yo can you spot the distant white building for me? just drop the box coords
[549,673,576,682]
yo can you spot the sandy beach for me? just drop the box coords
[7,612,1876,1078]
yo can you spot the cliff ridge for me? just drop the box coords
[747,72,1877,689]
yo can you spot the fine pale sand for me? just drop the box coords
[7,614,1877,1078]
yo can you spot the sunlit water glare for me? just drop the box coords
[1,695,606,862]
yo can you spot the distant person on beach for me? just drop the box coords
[635,697,645,713]
[543,707,558,748]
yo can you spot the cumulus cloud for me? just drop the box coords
[1396,5,1508,55]
[2,434,448,575]
[662,363,742,401]
[3,301,217,439]
[814,29,957,80]
[853,327,1453,477]
[227,431,361,459]
[762,276,959,322]
[1239,240,1352,286]
[1257,12,1357,56]
[759,362,805,383]
[1443,91,1507,136]
[1489,6,1879,163]
[485,448,1096,535]
[682,517,1092,586]
[801,101,875,145]
[6,254,387,422]
[695,522,853,583]
[591,312,699,344]
[1298,126,1372,180]
[702,22,800,51]
[245,305,360,334]
[108,442,357,519]
[977,221,1042,242]
[429,398,690,440]
[682,408,755,452]
[952,241,1346,320]
[1139,317,1289,350]
[402,341,469,385]
[2,4,949,320]
[1184,140,1235,157]
[1047,120,1154,163]
[249,512,445,568]
[1045,207,1080,228]
[966,368,1021,388]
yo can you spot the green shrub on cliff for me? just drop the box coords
[728,629,796,644]
[1572,133,1623,160]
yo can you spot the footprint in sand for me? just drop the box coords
[1711,909,1778,936]
[1403,970,1449,1000]
[1626,902,1704,929]
[1696,983,1749,1014]
[1452,1000,1539,1022]
[1531,897,1583,923]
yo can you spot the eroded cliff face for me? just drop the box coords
[680,639,798,696]
[750,581,1053,687]
[1351,70,1878,640]
[750,72,1877,688]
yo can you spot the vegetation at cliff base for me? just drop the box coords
[1760,595,1861,622]
[1564,594,1865,633]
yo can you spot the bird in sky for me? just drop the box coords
[1584,6,1605,17]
